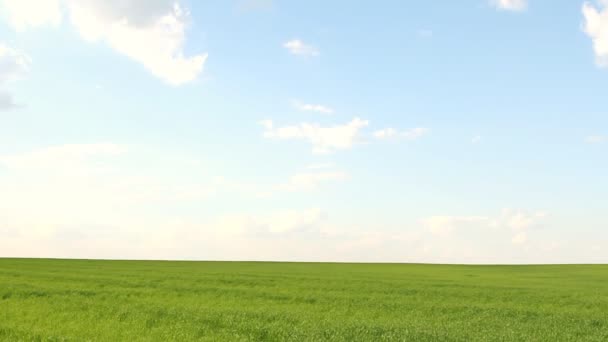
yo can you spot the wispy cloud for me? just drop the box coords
[283,39,320,57]
[292,100,334,114]
[491,0,527,11]
[261,118,368,154]
[421,209,547,245]
[213,208,328,237]
[373,127,429,140]
[0,143,126,170]
[511,232,528,245]
[1,0,207,85]
[0,43,30,110]
[0,91,19,110]
[306,163,335,170]
[214,164,348,198]
[277,171,347,192]
[373,128,398,139]
[421,216,487,238]
[0,0,62,30]
[583,1,608,67]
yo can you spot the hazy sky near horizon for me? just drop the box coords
[0,0,607,263]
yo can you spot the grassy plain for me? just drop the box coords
[0,258,607,341]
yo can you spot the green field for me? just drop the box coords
[0,259,607,341]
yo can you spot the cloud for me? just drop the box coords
[0,143,223,248]
[214,208,327,237]
[0,143,130,239]
[583,1,608,67]
[511,232,527,245]
[0,143,216,205]
[421,216,488,237]
[0,91,18,110]
[0,43,30,110]
[221,165,347,195]
[278,171,347,192]
[293,100,334,114]
[373,128,397,139]
[2,144,586,264]
[0,44,30,83]
[0,143,126,170]
[1,0,207,85]
[0,0,62,30]
[422,209,547,244]
[373,127,429,140]
[283,39,319,57]
[491,0,527,11]
[306,162,334,170]
[498,209,547,231]
[261,117,369,154]
[585,135,607,143]
[216,166,347,198]
[472,135,482,144]
[0,179,592,263]
[0,145,345,209]
[403,127,429,140]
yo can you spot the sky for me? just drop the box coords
[0,0,607,264]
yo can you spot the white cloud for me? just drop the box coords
[261,117,369,154]
[583,1,608,67]
[214,208,327,237]
[0,143,126,170]
[373,127,429,140]
[0,144,345,231]
[1,0,207,85]
[499,208,547,231]
[278,171,347,192]
[216,166,347,198]
[67,1,206,85]
[283,39,319,57]
[511,232,527,245]
[0,91,18,109]
[404,127,429,140]
[585,135,607,143]
[259,119,273,130]
[491,0,527,11]
[0,148,344,262]
[293,100,333,114]
[472,135,482,144]
[422,209,547,242]
[3,144,591,264]
[373,128,397,139]
[0,44,30,83]
[421,216,488,237]
[306,162,334,170]
[0,43,31,110]
[0,0,62,30]
[0,144,129,238]
[0,145,346,238]
[0,180,595,263]
[0,143,221,246]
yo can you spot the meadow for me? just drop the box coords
[0,258,607,341]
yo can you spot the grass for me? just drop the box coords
[0,259,607,341]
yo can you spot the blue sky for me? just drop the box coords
[0,0,606,263]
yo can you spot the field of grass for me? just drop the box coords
[0,259,607,341]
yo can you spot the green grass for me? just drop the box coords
[0,259,607,341]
